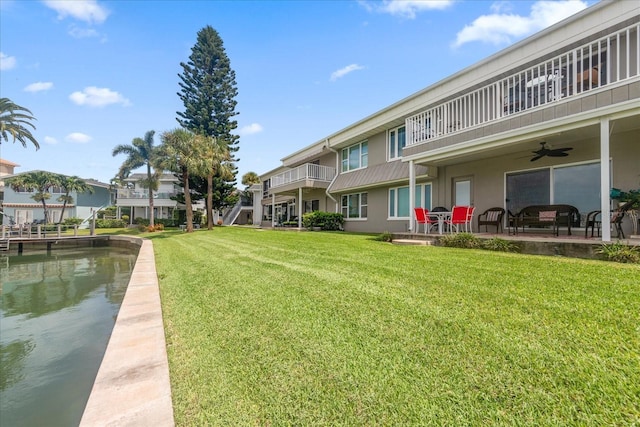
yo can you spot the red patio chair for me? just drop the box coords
[446,206,469,233]
[414,207,427,234]
[465,206,476,232]
[414,207,437,234]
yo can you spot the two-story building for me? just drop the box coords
[260,1,639,241]
[115,173,182,223]
[1,171,112,225]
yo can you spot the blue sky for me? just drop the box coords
[1,0,590,185]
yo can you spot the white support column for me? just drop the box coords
[298,187,303,228]
[600,117,611,242]
[409,160,415,232]
[271,194,276,227]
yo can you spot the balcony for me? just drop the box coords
[116,189,177,200]
[270,163,336,190]
[407,22,639,146]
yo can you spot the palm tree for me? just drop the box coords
[158,129,209,233]
[6,171,60,223]
[0,97,40,150]
[202,136,234,230]
[57,175,93,224]
[112,130,159,227]
[241,171,260,187]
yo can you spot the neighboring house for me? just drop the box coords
[1,171,112,225]
[115,173,181,222]
[0,159,20,222]
[223,184,263,226]
[259,1,640,241]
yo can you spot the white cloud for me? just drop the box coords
[44,136,58,145]
[24,81,54,93]
[453,0,588,47]
[68,25,100,39]
[0,52,16,70]
[330,64,365,82]
[65,132,92,144]
[43,0,109,24]
[239,123,264,136]
[360,0,453,18]
[69,86,131,107]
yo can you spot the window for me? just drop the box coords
[506,161,601,215]
[389,184,432,218]
[304,200,319,213]
[341,192,367,219]
[15,209,33,225]
[341,141,368,172]
[388,126,406,160]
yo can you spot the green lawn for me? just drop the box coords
[151,227,639,426]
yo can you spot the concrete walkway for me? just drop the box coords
[80,238,174,426]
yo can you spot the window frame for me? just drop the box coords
[388,125,406,161]
[341,141,368,173]
[341,192,368,220]
[388,183,432,219]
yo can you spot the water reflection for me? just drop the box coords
[0,247,137,427]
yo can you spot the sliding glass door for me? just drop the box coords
[506,161,601,216]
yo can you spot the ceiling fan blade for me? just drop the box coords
[530,154,545,162]
[547,151,570,157]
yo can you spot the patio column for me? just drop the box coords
[298,187,303,228]
[408,160,415,232]
[600,117,611,242]
[271,193,276,227]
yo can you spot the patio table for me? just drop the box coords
[429,211,451,234]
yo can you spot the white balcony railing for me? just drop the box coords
[116,189,177,200]
[270,163,336,189]
[407,22,639,146]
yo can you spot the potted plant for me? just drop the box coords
[611,188,640,209]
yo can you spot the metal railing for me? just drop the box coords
[407,22,639,146]
[1,224,83,239]
[270,163,336,189]
[116,189,177,199]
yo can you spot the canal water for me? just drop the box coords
[0,247,137,427]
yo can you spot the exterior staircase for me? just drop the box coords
[0,239,9,252]
[222,200,243,225]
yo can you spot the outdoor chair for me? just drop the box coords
[446,206,469,233]
[414,207,427,234]
[611,205,630,239]
[414,207,437,234]
[477,207,505,233]
[584,210,601,238]
[465,206,476,232]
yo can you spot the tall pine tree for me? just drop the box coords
[177,26,239,211]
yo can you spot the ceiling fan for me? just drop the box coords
[530,142,573,162]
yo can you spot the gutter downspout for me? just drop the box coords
[324,138,339,213]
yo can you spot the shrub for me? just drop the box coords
[217,219,224,226]
[374,231,393,242]
[482,237,519,252]
[135,217,150,226]
[63,217,83,226]
[95,219,127,228]
[154,223,165,231]
[595,241,640,263]
[302,211,344,231]
[121,215,130,222]
[439,232,482,249]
